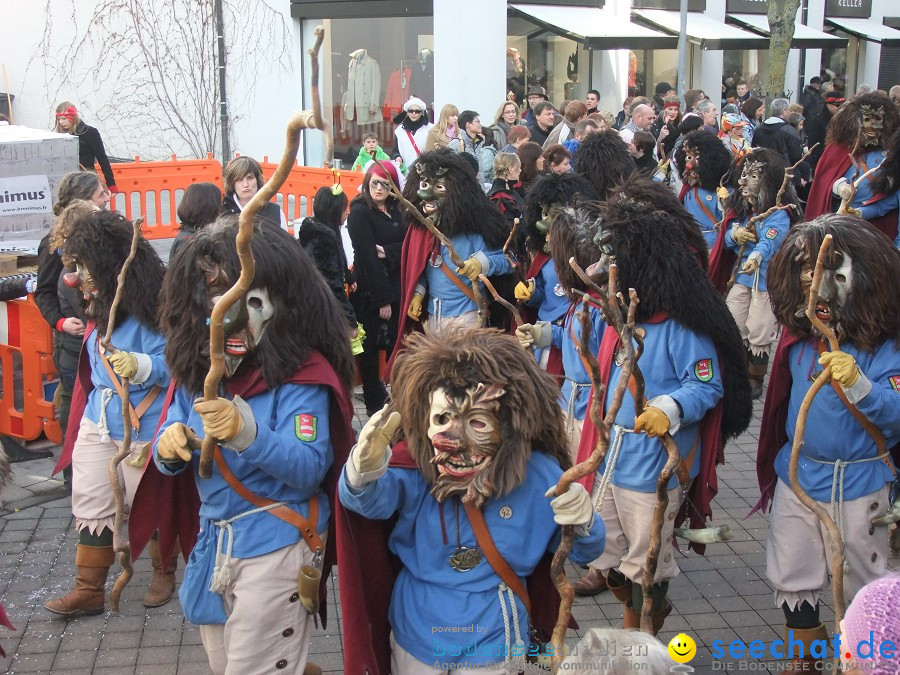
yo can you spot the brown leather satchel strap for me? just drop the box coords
[462,501,532,618]
[97,344,161,431]
[693,187,718,226]
[815,342,892,475]
[213,447,324,552]
[440,260,477,303]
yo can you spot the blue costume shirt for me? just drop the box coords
[602,318,724,492]
[724,209,790,293]
[84,315,169,443]
[840,149,897,221]
[550,303,605,421]
[683,187,722,249]
[419,233,511,319]
[774,339,900,502]
[524,258,570,323]
[339,452,604,666]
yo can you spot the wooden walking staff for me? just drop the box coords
[373,157,489,326]
[100,218,142,613]
[726,144,818,292]
[546,260,640,671]
[307,26,333,168]
[837,161,884,215]
[198,28,329,479]
[787,234,847,637]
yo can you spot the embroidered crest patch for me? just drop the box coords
[295,414,317,442]
[694,359,713,382]
[890,375,900,392]
[765,227,778,240]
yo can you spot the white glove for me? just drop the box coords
[832,177,852,200]
[545,483,594,530]
[515,321,551,349]
[346,406,401,489]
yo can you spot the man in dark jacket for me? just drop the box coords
[805,92,844,172]
[752,98,811,188]
[798,77,823,116]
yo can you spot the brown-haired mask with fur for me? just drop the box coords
[388,328,570,507]
[825,92,899,150]
[767,214,900,352]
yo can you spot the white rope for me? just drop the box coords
[496,582,525,668]
[209,501,286,595]
[97,387,115,443]
[563,380,589,436]
[592,425,634,512]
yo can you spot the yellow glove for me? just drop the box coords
[819,351,860,388]
[353,407,402,476]
[716,186,729,201]
[456,257,483,282]
[407,293,424,321]
[740,257,760,275]
[845,206,862,217]
[634,406,670,438]
[193,397,244,443]
[733,227,757,245]
[514,279,535,301]
[157,423,198,463]
[108,351,138,379]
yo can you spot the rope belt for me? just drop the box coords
[209,502,287,595]
[592,425,636,512]
[497,582,525,668]
[808,453,890,544]
[97,387,115,443]
[563,379,590,434]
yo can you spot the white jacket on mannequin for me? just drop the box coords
[343,49,382,124]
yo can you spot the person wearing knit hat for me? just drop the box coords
[721,112,751,159]
[841,574,900,673]
[393,96,433,175]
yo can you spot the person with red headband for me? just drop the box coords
[53,102,118,194]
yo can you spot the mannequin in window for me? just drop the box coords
[343,49,382,126]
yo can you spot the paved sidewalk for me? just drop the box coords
[0,388,896,673]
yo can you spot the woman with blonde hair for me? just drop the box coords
[489,100,525,149]
[221,156,288,231]
[425,103,459,151]
[53,102,118,194]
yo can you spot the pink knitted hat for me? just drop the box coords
[843,574,900,673]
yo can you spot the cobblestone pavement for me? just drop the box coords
[0,387,896,674]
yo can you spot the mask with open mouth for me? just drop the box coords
[417,175,448,219]
[795,241,853,336]
[682,147,700,187]
[858,104,885,148]
[738,158,764,209]
[428,383,504,507]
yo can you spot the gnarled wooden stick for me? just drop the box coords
[478,274,523,326]
[837,161,884,215]
[373,158,488,326]
[308,27,333,168]
[199,41,328,478]
[788,235,845,640]
[726,144,818,292]
[99,217,142,613]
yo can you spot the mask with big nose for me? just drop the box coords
[212,287,274,377]
[427,383,504,504]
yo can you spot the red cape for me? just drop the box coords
[336,440,573,675]
[574,315,725,555]
[54,323,95,475]
[129,352,355,628]
[0,600,14,658]
[387,225,432,378]
[806,142,898,241]
[707,208,739,295]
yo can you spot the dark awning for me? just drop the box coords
[632,8,770,50]
[824,17,900,46]
[509,3,678,50]
[727,13,849,49]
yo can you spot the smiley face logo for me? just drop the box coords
[668,633,697,663]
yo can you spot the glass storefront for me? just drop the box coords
[723,49,767,99]
[631,49,680,99]
[321,16,434,168]
[821,46,849,96]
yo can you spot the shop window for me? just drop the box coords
[821,47,849,97]
[723,50,767,99]
[631,49,679,100]
[321,16,434,168]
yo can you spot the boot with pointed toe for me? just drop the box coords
[44,544,114,617]
[143,539,178,608]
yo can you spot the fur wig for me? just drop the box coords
[767,214,900,352]
[401,149,509,249]
[826,92,899,149]
[389,328,571,495]
[523,173,599,254]
[549,204,603,301]
[871,124,900,195]
[724,148,802,222]
[677,129,733,191]
[159,217,355,394]
[572,130,637,200]
[61,209,164,336]
[593,186,753,440]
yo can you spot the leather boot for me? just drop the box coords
[748,353,769,401]
[573,568,608,596]
[144,539,177,608]
[783,624,828,671]
[303,662,322,675]
[624,599,672,635]
[44,544,114,617]
[607,575,633,604]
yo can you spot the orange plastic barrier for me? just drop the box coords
[0,297,62,444]
[103,156,364,239]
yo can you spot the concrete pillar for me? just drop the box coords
[593,49,629,114]
[434,0,505,120]
[786,50,802,101]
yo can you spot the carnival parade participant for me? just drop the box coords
[677,129,733,249]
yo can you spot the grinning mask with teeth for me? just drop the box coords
[738,159,764,209]
[858,104,885,148]
[795,240,853,336]
[417,174,448,220]
[428,383,504,507]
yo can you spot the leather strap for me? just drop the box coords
[568,304,594,378]
[440,259,477,303]
[213,446,325,552]
[97,344,162,431]
[462,501,532,618]
[815,341,893,474]
[693,188,718,226]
